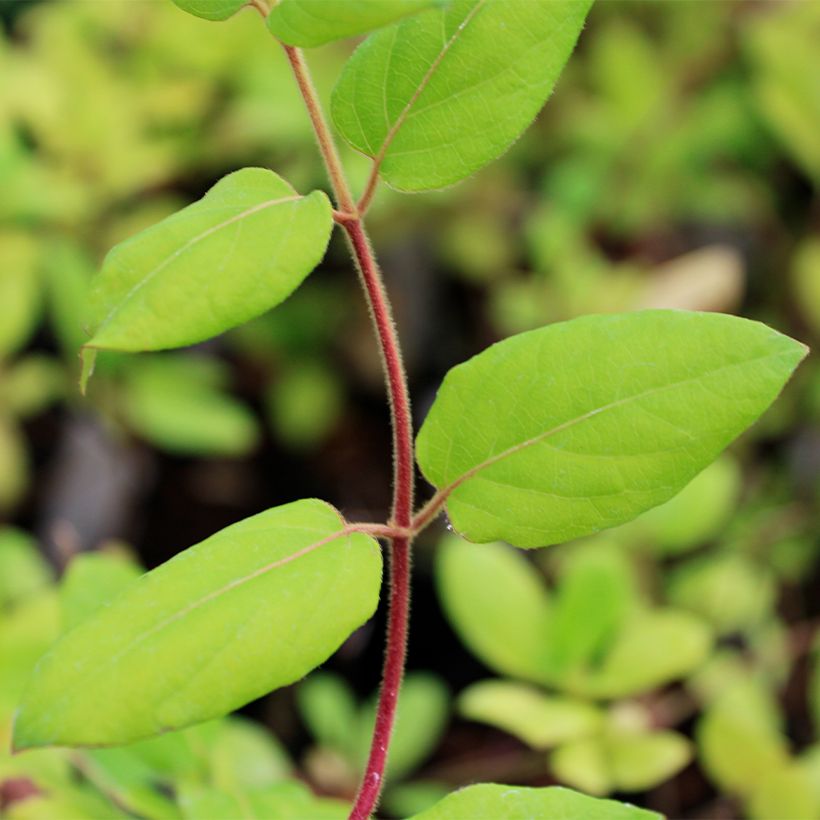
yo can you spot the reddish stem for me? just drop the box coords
[280,44,416,819]
[343,219,415,820]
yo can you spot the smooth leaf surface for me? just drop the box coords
[667,553,775,634]
[60,552,142,632]
[544,543,634,676]
[417,311,806,547]
[697,680,789,796]
[747,764,820,820]
[0,527,51,608]
[623,455,740,553]
[573,609,712,698]
[0,232,41,358]
[551,728,690,795]
[410,783,660,820]
[298,673,360,759]
[83,168,332,387]
[458,680,602,749]
[436,537,551,682]
[123,355,259,457]
[267,0,435,48]
[13,500,381,749]
[178,781,347,820]
[171,0,248,22]
[331,0,592,191]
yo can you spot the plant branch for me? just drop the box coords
[281,45,357,216]
[281,44,415,820]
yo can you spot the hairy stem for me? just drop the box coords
[282,45,357,215]
[281,44,415,820]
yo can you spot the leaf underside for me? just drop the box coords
[416,310,806,548]
[171,0,248,22]
[13,499,381,749]
[267,0,435,47]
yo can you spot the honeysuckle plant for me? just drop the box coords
[10,1,808,818]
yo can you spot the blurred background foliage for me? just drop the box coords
[0,0,818,817]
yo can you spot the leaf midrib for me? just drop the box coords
[36,527,350,726]
[436,349,788,502]
[369,0,487,169]
[93,194,302,340]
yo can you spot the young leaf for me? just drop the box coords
[0,527,51,608]
[416,311,807,548]
[409,783,660,820]
[436,537,551,683]
[331,0,592,191]
[178,781,348,819]
[544,543,635,676]
[458,680,602,749]
[267,0,435,48]
[82,168,333,389]
[0,232,41,358]
[356,673,449,781]
[60,551,143,632]
[298,673,361,759]
[574,609,712,699]
[697,680,789,797]
[551,728,691,795]
[13,500,382,749]
[123,355,260,457]
[171,0,249,22]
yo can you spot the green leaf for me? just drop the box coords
[82,168,333,389]
[178,781,348,820]
[0,527,51,608]
[76,746,182,820]
[0,232,41,359]
[207,718,292,790]
[382,781,450,818]
[436,537,551,682]
[747,764,820,820]
[266,361,343,449]
[544,543,635,676]
[171,0,249,22]
[3,786,125,819]
[123,355,259,457]
[697,680,789,796]
[551,727,691,795]
[574,609,712,699]
[623,455,741,553]
[666,553,775,635]
[605,728,691,792]
[358,673,449,781]
[13,500,382,749]
[42,240,93,361]
[793,239,820,336]
[1,355,65,420]
[298,673,360,759]
[331,0,592,192]
[458,680,602,749]
[416,311,806,548]
[60,551,143,632]
[0,593,60,720]
[267,0,436,48]
[409,783,660,820]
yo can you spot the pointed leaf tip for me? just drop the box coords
[78,346,97,395]
[417,311,808,548]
